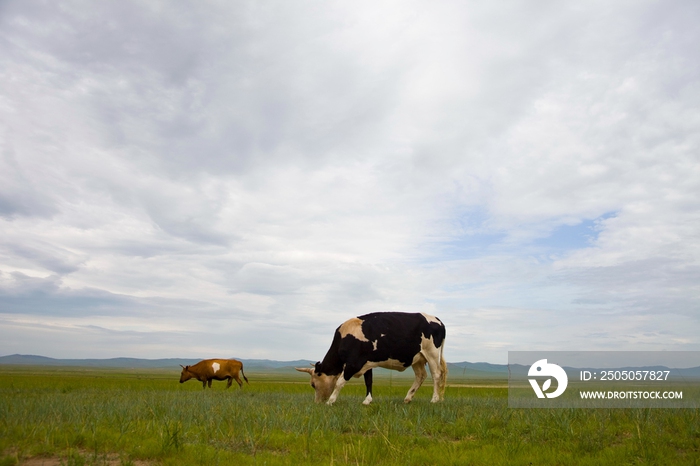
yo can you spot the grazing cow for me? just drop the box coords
[179,358,249,389]
[296,312,447,405]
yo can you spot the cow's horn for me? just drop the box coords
[295,367,313,374]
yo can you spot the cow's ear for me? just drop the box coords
[295,367,313,374]
[314,361,323,374]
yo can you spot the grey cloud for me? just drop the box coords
[0,1,207,82]
[0,148,57,219]
[4,0,398,176]
[2,243,83,275]
[0,186,55,220]
[558,258,700,317]
[0,272,219,318]
[0,273,128,316]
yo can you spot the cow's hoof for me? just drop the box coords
[403,398,412,404]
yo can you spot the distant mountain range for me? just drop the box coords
[3,354,699,379]
[0,354,314,370]
[0,354,509,376]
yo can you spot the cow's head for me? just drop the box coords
[179,365,193,383]
[295,362,340,403]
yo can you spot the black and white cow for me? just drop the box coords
[296,312,447,405]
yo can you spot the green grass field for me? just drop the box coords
[0,366,698,465]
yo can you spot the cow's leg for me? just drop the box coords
[234,375,243,388]
[202,379,207,389]
[327,363,361,406]
[404,362,427,403]
[207,379,213,388]
[327,376,347,406]
[362,370,373,405]
[226,377,233,388]
[424,348,444,402]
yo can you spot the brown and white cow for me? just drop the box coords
[296,312,447,405]
[179,358,249,389]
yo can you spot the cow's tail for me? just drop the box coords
[438,340,447,400]
[241,367,250,385]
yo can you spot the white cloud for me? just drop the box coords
[1,0,698,361]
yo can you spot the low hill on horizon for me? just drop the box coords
[0,354,315,370]
[0,353,509,377]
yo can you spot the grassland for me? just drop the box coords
[0,365,699,465]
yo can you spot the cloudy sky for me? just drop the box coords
[1,1,698,363]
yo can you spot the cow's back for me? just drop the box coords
[358,312,444,342]
[190,359,229,376]
[354,312,445,367]
[191,359,215,377]
[222,359,242,374]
